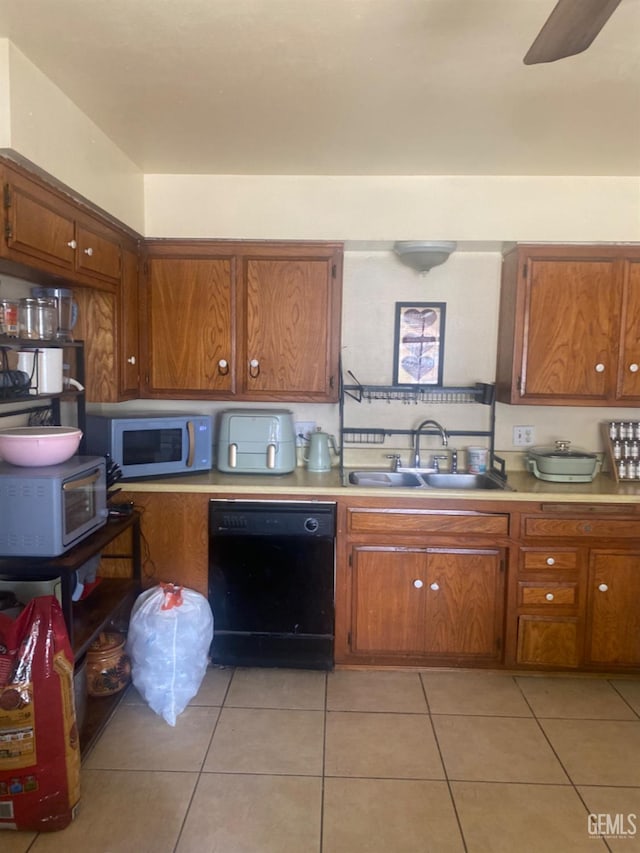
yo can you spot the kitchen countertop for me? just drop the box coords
[119,467,640,504]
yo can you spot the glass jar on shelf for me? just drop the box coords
[35,297,57,339]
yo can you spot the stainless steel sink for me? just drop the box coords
[421,472,509,490]
[347,470,425,488]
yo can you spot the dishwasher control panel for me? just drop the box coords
[210,500,336,538]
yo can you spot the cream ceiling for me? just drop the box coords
[0,0,638,176]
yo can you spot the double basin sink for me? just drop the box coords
[347,469,511,491]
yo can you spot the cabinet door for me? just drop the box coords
[424,549,504,659]
[617,259,640,401]
[76,219,122,284]
[243,253,340,401]
[586,550,640,667]
[520,256,621,402]
[142,256,235,396]
[119,245,139,398]
[517,616,580,667]
[4,170,76,273]
[350,547,426,654]
[73,288,117,403]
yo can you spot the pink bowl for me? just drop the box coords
[0,426,82,466]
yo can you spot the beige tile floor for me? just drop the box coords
[6,667,640,852]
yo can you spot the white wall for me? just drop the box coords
[0,42,11,148]
[144,174,640,243]
[0,40,144,233]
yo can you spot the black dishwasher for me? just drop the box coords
[209,500,335,669]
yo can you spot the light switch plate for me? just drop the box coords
[513,425,535,446]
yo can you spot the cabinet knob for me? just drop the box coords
[630,363,639,373]
[249,358,260,378]
[546,557,555,566]
[594,363,605,373]
[545,592,554,601]
[67,239,77,249]
[127,355,136,365]
[429,582,439,591]
[598,583,608,592]
[413,579,424,589]
[84,246,94,257]
[218,359,229,376]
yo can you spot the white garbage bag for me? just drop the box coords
[126,582,214,726]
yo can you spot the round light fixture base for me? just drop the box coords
[393,241,457,273]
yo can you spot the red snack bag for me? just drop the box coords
[0,595,80,832]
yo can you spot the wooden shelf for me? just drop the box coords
[80,688,130,756]
[73,578,139,658]
[0,512,141,757]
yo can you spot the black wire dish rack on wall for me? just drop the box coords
[338,369,500,476]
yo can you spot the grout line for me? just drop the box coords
[511,673,616,849]
[418,671,470,853]
[319,671,328,853]
[607,677,640,721]
[172,665,235,852]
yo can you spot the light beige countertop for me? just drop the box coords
[120,467,640,504]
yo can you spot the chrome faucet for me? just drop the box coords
[412,419,449,468]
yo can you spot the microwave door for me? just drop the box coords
[62,465,106,547]
[118,422,184,475]
[63,467,101,537]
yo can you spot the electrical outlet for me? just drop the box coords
[513,425,535,446]
[295,421,316,447]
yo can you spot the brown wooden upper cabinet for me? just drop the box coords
[139,240,343,402]
[496,244,640,406]
[2,163,122,287]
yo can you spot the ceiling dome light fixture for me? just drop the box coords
[393,241,457,274]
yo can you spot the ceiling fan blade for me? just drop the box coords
[524,0,622,64]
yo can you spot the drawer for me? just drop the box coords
[524,516,639,540]
[517,616,579,667]
[521,549,579,571]
[348,508,509,536]
[519,582,577,607]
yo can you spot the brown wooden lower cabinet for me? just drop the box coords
[348,544,505,664]
[117,492,640,674]
[120,491,210,596]
[515,510,640,671]
[586,550,640,667]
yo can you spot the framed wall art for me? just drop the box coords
[393,302,446,386]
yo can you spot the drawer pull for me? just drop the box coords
[545,593,554,601]
[595,362,605,373]
[630,363,639,373]
[546,557,555,566]
[67,239,77,249]
[598,583,608,592]
[413,579,424,589]
[429,582,440,591]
